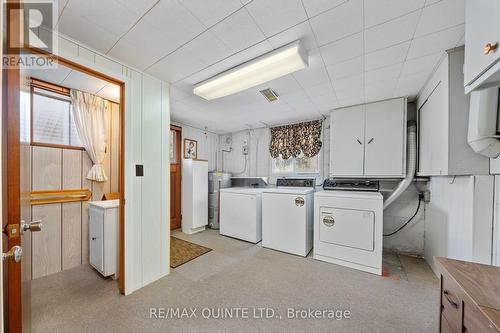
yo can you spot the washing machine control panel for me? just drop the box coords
[276,178,315,188]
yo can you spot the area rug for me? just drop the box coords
[170,237,212,268]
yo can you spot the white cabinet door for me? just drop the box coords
[418,82,448,175]
[464,0,500,86]
[364,99,405,177]
[330,105,365,176]
[89,208,104,273]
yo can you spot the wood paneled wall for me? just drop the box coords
[29,102,120,280]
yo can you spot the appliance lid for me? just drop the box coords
[220,187,268,194]
[263,187,315,195]
[315,190,383,200]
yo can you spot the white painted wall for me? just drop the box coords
[219,115,425,254]
[52,32,170,294]
[424,176,494,273]
[171,121,219,171]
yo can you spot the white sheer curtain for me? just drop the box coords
[70,89,109,182]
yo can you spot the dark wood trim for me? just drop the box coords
[4,1,23,331]
[30,78,70,96]
[118,80,125,295]
[30,142,85,151]
[170,125,182,230]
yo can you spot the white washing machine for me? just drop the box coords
[262,178,315,256]
[220,187,267,243]
[314,186,383,275]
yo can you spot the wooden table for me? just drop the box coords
[436,257,500,332]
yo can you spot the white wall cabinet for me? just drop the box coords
[418,47,489,176]
[330,98,406,178]
[464,0,500,88]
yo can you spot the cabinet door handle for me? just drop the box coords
[484,42,498,55]
[443,290,459,309]
[356,139,362,145]
[367,138,374,144]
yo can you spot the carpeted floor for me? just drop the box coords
[170,236,212,268]
[31,229,439,332]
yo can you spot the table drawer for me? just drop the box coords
[441,273,464,332]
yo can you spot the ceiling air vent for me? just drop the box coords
[260,88,279,102]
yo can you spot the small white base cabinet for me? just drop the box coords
[417,47,489,176]
[182,159,208,235]
[330,97,407,178]
[89,200,119,278]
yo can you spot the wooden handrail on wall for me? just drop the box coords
[30,189,92,205]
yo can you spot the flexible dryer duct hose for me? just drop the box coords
[384,121,417,210]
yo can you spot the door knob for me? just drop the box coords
[2,245,23,263]
[21,220,43,234]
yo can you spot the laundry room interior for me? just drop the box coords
[4,0,500,332]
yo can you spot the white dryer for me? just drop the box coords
[314,189,383,275]
[262,178,315,256]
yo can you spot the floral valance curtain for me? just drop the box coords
[269,120,322,160]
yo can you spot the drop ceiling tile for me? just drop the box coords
[309,0,363,46]
[333,74,364,92]
[336,86,364,106]
[364,63,403,84]
[301,0,346,18]
[304,83,334,99]
[364,41,410,71]
[268,22,317,51]
[108,21,181,70]
[57,10,121,53]
[146,46,207,83]
[407,24,464,60]
[57,0,156,52]
[320,32,363,66]
[414,0,465,38]
[364,0,425,28]
[210,9,266,52]
[293,49,330,87]
[364,10,420,53]
[62,70,108,94]
[180,0,243,27]
[312,93,338,112]
[141,0,206,44]
[327,56,363,80]
[400,52,443,77]
[183,30,233,67]
[245,0,307,37]
[365,79,398,103]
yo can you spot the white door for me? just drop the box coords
[89,209,104,272]
[464,0,500,85]
[364,99,405,177]
[330,105,365,176]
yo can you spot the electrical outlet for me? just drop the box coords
[242,145,249,155]
[423,191,431,203]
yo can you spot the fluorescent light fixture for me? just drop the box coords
[193,40,308,100]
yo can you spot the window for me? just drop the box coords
[31,87,82,148]
[271,154,319,174]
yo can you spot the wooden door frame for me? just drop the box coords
[3,0,23,331]
[170,125,182,230]
[26,47,127,295]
